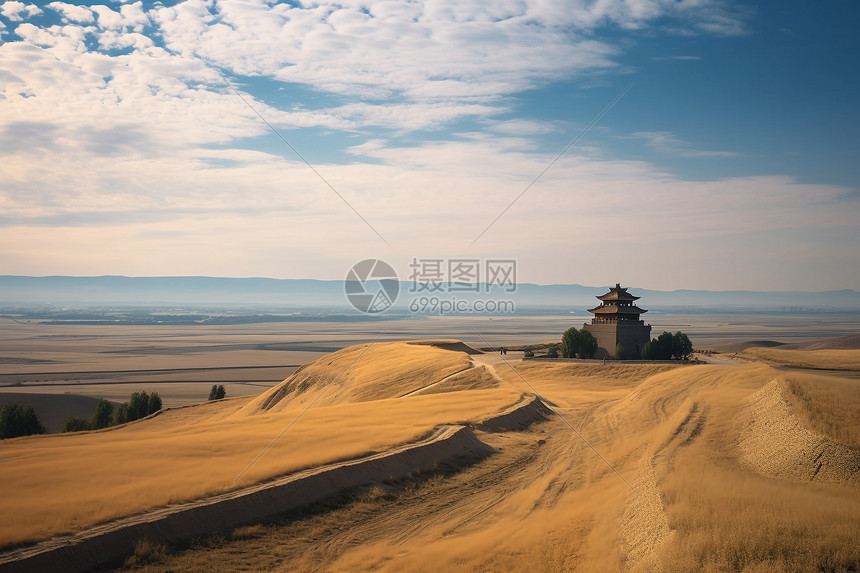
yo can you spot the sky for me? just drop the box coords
[0,0,858,291]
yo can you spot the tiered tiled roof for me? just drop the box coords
[588,283,647,320]
[596,283,640,302]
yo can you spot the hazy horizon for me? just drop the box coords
[2,275,859,313]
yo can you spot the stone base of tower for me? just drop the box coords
[584,322,652,360]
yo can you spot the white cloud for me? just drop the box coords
[91,5,124,29]
[47,2,94,24]
[0,134,854,289]
[0,22,260,153]
[633,131,738,158]
[141,0,747,129]
[0,0,751,147]
[151,0,630,103]
[118,2,148,32]
[651,55,702,61]
[3,0,854,290]
[0,1,41,21]
[74,3,149,31]
[487,119,558,136]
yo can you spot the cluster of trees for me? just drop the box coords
[63,398,115,432]
[5,385,228,438]
[64,390,162,433]
[561,327,598,359]
[641,331,693,361]
[116,391,162,424]
[536,328,692,362]
[0,404,45,439]
[208,384,226,400]
[536,328,600,359]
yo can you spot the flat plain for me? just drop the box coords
[2,311,858,408]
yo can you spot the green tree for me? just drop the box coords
[615,343,625,360]
[546,344,560,358]
[92,399,114,430]
[114,391,161,425]
[561,327,598,359]
[673,332,693,360]
[147,392,162,415]
[641,340,654,360]
[656,331,675,360]
[63,416,92,432]
[561,327,580,358]
[0,404,46,439]
[641,331,694,360]
[115,403,129,425]
[127,391,150,421]
[208,384,226,401]
[579,330,598,359]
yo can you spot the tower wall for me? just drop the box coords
[584,322,651,360]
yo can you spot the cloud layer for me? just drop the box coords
[0,0,856,290]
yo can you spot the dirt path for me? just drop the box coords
[471,351,519,380]
[398,364,475,397]
[399,352,515,398]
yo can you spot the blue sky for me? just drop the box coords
[0,0,857,290]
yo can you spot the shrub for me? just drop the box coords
[63,398,118,433]
[0,404,46,439]
[123,539,167,567]
[232,524,266,540]
[208,384,226,400]
[615,343,625,360]
[545,344,560,358]
[63,416,92,432]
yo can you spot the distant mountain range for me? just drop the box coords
[1,276,858,311]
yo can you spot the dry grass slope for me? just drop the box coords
[0,341,519,548]
[235,341,472,414]
[736,379,860,484]
[2,340,859,572]
[783,371,860,449]
[740,347,860,370]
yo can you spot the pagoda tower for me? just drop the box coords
[583,283,651,360]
